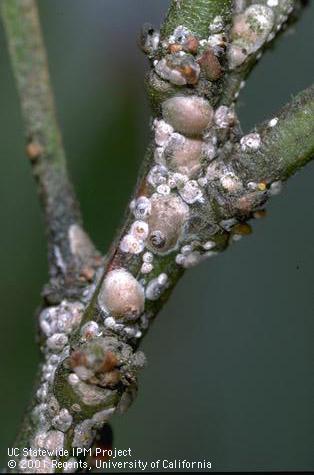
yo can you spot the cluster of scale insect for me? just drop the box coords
[22,297,133,472]
[97,8,287,343]
[66,333,145,449]
[17,301,85,472]
[228,1,295,70]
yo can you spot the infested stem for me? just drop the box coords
[2,0,313,473]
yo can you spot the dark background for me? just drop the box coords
[0,0,313,471]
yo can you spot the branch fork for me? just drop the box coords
[1,0,313,472]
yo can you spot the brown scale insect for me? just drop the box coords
[197,46,223,81]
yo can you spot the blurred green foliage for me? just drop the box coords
[0,0,313,471]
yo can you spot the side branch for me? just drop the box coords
[234,85,314,182]
[1,0,98,281]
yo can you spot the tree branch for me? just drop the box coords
[2,0,313,473]
[1,0,99,284]
[161,0,233,38]
[234,85,314,182]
